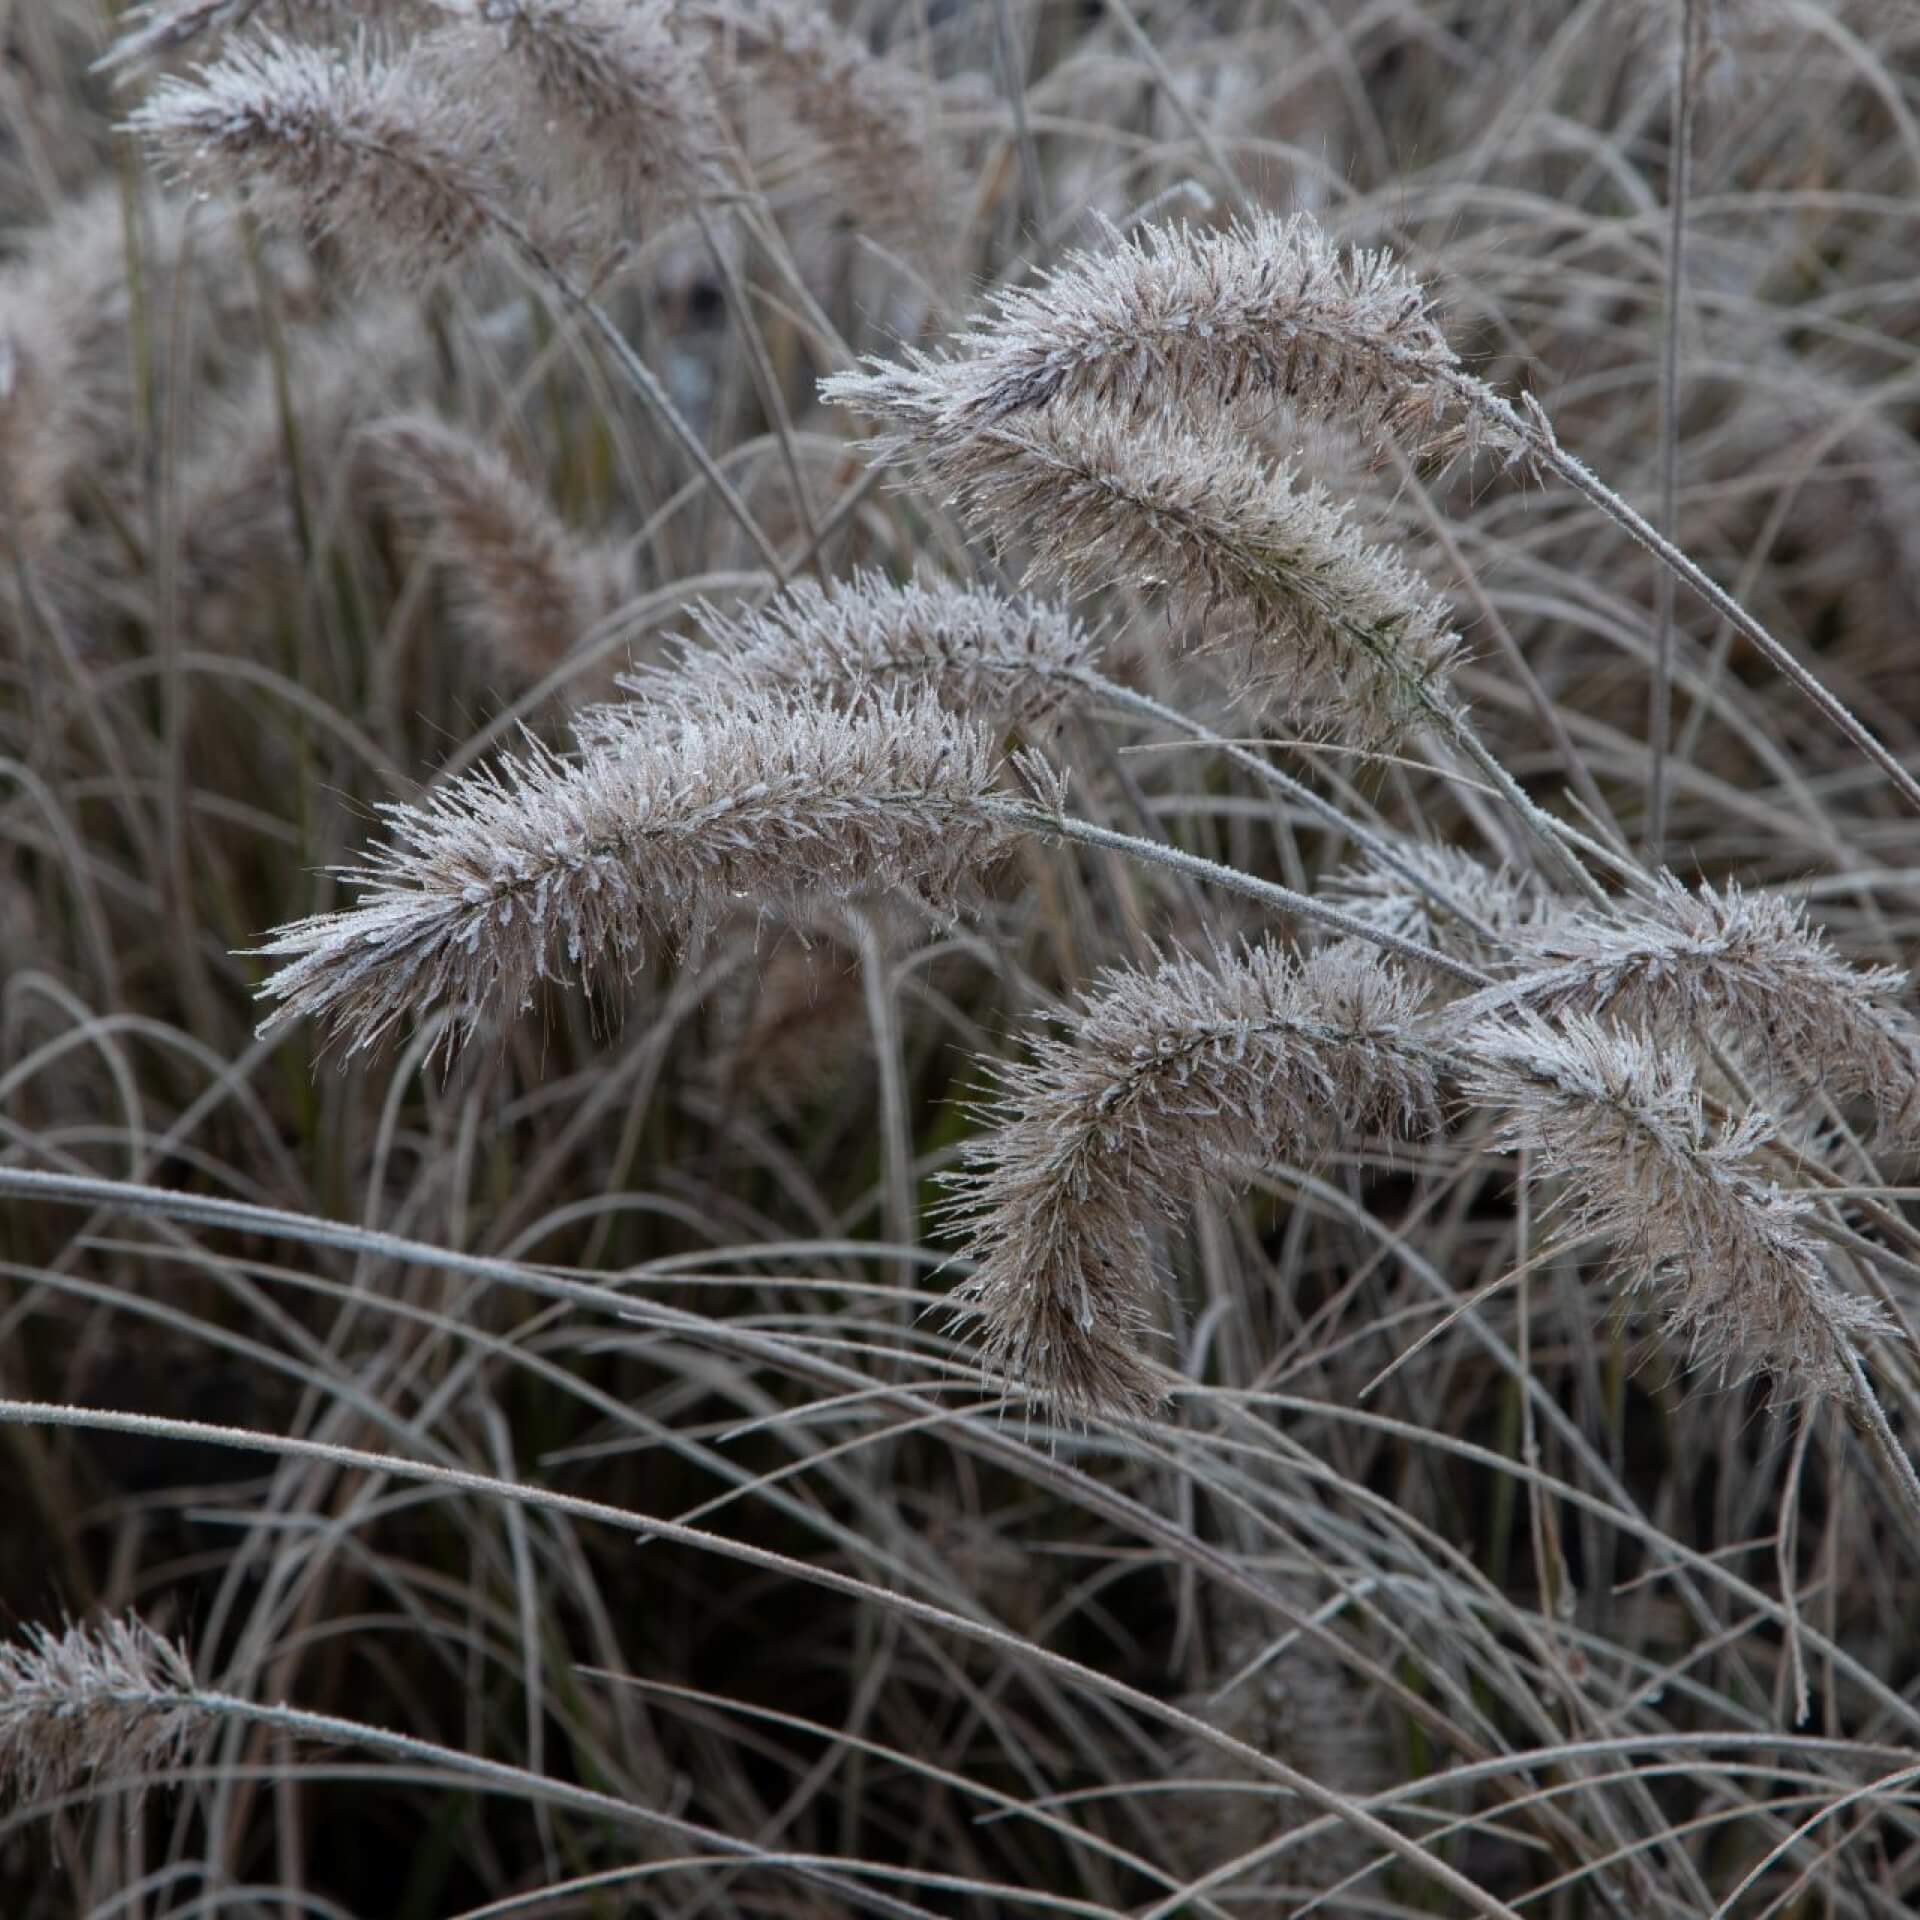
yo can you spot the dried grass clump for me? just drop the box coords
[367,414,631,683]
[254,686,1012,1057]
[823,386,1461,745]
[0,1617,197,1804]
[615,573,1100,730]
[126,31,507,275]
[1479,877,1920,1143]
[422,0,725,233]
[1464,1013,1893,1399]
[947,942,1438,1418]
[835,212,1494,456]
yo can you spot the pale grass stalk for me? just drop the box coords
[0,1403,1532,1920]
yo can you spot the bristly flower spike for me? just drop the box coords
[0,1616,198,1805]
[253,685,1013,1059]
[945,941,1439,1419]
[125,30,510,277]
[1464,1012,1894,1400]
[598,572,1102,733]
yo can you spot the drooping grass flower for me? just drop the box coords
[606,573,1100,731]
[0,1616,197,1804]
[946,941,1438,1418]
[822,382,1461,746]
[423,0,726,231]
[1464,1012,1892,1399]
[255,686,1013,1057]
[693,0,948,256]
[1466,877,1920,1144]
[368,414,631,683]
[826,211,1509,457]
[125,31,509,276]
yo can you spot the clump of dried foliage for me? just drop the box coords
[5,2,1920,1915]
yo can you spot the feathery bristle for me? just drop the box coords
[253,685,1012,1058]
[833,212,1497,456]
[946,941,1438,1419]
[125,31,508,274]
[368,414,631,683]
[822,386,1461,745]
[1464,1012,1892,1399]
[0,1616,197,1804]
[603,573,1100,731]
[1469,876,1920,1144]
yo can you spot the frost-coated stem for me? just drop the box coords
[1073,671,1509,945]
[1649,0,1701,863]
[1479,389,1920,817]
[1841,1346,1920,1533]
[0,1400,1532,1920]
[989,800,1495,986]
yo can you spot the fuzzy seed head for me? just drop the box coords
[603,573,1100,732]
[1475,876,1920,1145]
[125,31,507,275]
[255,685,1013,1058]
[1464,1013,1893,1399]
[824,385,1461,746]
[947,942,1438,1418]
[0,1616,197,1805]
[827,211,1506,457]
[368,414,631,682]
[425,0,727,231]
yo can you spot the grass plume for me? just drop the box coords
[946,941,1439,1418]
[254,685,1013,1057]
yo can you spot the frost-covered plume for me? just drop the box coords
[946,942,1438,1418]
[1464,1013,1892,1399]
[823,384,1461,746]
[367,415,631,683]
[1461,877,1920,1144]
[824,212,1510,458]
[125,31,509,276]
[604,573,1101,731]
[422,0,726,232]
[0,1616,198,1804]
[254,686,1013,1057]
